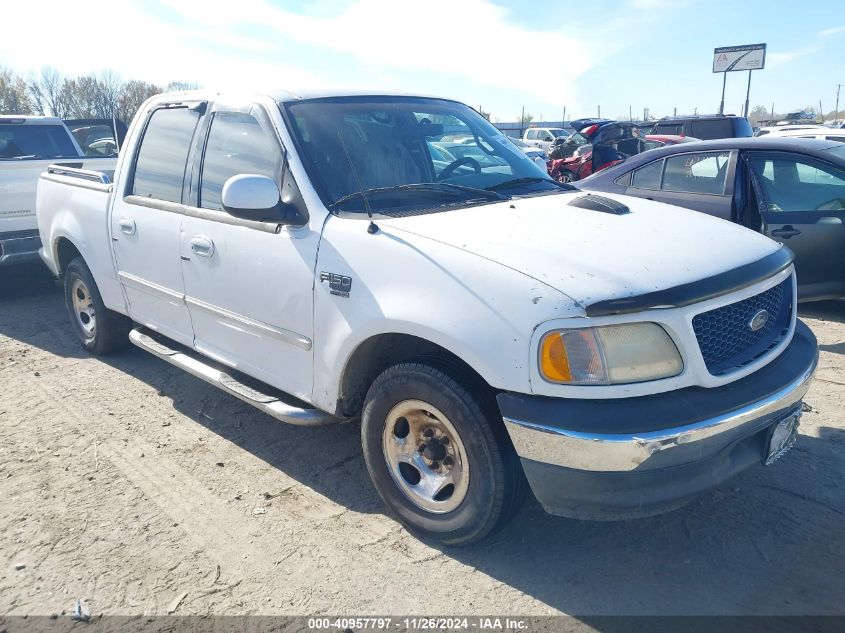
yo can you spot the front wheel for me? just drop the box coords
[64,257,131,355]
[556,170,575,184]
[361,363,526,545]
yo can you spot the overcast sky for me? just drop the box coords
[2,0,843,121]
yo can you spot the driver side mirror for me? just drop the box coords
[222,174,288,223]
[544,136,554,142]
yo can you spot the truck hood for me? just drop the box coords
[379,191,780,309]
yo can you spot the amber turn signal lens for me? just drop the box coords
[540,333,572,382]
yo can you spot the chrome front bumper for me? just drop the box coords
[501,321,818,474]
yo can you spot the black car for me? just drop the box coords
[641,114,753,140]
[577,137,845,301]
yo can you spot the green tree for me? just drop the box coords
[748,105,770,124]
[518,111,534,127]
[0,66,35,114]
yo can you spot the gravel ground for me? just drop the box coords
[1,263,843,620]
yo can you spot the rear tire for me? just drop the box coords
[361,362,527,545]
[64,257,131,355]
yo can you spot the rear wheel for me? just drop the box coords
[64,257,131,355]
[556,170,575,184]
[361,363,526,545]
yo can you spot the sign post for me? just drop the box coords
[713,43,766,116]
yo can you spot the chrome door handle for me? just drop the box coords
[189,235,215,257]
[118,217,136,236]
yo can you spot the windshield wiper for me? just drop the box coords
[329,182,507,209]
[485,176,568,191]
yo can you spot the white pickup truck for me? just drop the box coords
[37,89,818,545]
[1,116,116,266]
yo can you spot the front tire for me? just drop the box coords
[361,363,526,545]
[64,257,131,355]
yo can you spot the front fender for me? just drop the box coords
[310,216,580,411]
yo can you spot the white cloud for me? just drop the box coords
[818,25,845,37]
[768,46,819,66]
[0,0,323,90]
[155,0,594,106]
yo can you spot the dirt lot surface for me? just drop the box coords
[1,264,843,620]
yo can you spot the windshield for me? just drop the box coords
[282,96,565,214]
[0,124,78,160]
[550,129,569,137]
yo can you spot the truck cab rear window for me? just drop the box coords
[131,108,200,203]
[0,124,77,160]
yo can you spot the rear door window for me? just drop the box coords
[0,123,78,160]
[661,151,730,194]
[199,111,283,211]
[631,159,664,189]
[132,108,201,203]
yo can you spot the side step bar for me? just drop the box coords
[129,327,341,427]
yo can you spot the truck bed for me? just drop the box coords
[36,163,125,313]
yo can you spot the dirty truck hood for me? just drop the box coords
[379,192,781,309]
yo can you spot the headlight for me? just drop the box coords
[539,323,683,385]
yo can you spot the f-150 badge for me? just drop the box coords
[320,272,352,298]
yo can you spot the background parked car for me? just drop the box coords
[510,137,549,169]
[755,124,828,137]
[754,126,845,143]
[0,115,116,266]
[578,137,845,301]
[522,126,570,150]
[63,118,127,157]
[548,131,591,160]
[642,114,753,140]
[548,119,645,183]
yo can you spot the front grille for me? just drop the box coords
[692,277,793,376]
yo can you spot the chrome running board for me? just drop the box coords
[129,327,340,427]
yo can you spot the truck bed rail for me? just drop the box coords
[46,164,112,184]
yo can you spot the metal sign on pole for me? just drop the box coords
[713,43,766,116]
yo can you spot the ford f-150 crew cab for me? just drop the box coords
[1,116,116,266]
[36,90,818,545]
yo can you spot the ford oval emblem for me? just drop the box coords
[749,309,769,332]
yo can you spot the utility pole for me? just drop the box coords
[835,84,842,125]
[629,105,632,122]
[562,106,566,127]
[819,100,824,123]
[520,105,525,136]
[743,70,752,118]
[673,107,677,117]
[598,105,601,118]
[771,102,775,119]
[718,71,727,115]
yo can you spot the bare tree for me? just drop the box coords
[2,66,192,120]
[118,79,162,123]
[26,66,67,116]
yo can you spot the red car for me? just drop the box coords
[548,121,697,183]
